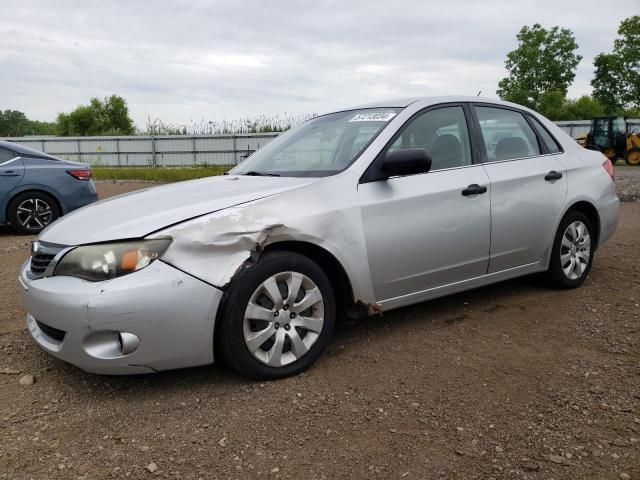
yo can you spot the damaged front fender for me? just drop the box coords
[151,204,287,287]
[148,172,377,304]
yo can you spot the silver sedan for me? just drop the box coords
[19,97,619,379]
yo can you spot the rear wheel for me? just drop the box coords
[7,191,60,234]
[545,211,595,289]
[217,251,335,380]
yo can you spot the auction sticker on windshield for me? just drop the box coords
[349,112,397,122]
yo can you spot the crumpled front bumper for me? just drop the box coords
[19,259,223,375]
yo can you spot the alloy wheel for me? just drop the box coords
[16,198,53,230]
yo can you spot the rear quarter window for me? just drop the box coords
[527,115,563,154]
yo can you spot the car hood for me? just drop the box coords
[39,175,318,245]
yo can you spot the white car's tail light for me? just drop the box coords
[602,158,615,181]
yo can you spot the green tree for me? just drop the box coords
[538,91,570,120]
[0,110,29,136]
[56,95,135,136]
[0,110,56,136]
[592,53,625,113]
[103,95,135,135]
[497,24,582,110]
[564,95,606,119]
[537,93,606,121]
[24,119,58,136]
[592,15,640,113]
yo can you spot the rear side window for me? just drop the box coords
[527,115,562,154]
[0,147,17,163]
[475,106,541,161]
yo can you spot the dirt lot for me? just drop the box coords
[1,175,639,480]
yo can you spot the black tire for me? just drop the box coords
[545,210,595,289]
[217,251,336,380]
[7,191,60,235]
[625,148,640,166]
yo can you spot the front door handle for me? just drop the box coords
[461,184,487,196]
[544,170,563,181]
[0,171,20,177]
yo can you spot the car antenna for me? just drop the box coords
[477,90,482,96]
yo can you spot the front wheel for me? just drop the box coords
[217,251,335,380]
[545,211,595,289]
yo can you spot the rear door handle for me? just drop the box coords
[544,170,563,181]
[0,171,20,177]
[461,184,487,196]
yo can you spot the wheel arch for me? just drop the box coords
[262,240,356,317]
[6,188,63,222]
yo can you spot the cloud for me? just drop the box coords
[0,0,637,126]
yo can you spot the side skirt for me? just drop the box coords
[378,260,547,312]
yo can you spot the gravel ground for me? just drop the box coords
[615,166,640,202]
[0,177,638,480]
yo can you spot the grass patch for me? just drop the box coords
[92,166,232,182]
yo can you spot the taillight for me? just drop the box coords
[66,169,92,181]
[602,159,614,181]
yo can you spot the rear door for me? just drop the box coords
[472,105,567,273]
[0,147,24,200]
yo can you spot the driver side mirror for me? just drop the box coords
[380,148,432,180]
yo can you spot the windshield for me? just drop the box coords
[230,108,401,177]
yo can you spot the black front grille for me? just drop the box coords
[30,253,56,275]
[35,320,66,342]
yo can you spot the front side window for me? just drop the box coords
[0,147,17,163]
[475,106,541,161]
[388,106,472,170]
[230,108,400,177]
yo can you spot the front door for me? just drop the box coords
[358,105,491,301]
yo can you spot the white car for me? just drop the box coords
[20,97,619,380]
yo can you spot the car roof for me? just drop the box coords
[351,97,424,109]
[0,140,57,159]
[347,96,536,112]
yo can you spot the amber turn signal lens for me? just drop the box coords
[120,250,140,271]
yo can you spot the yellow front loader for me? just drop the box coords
[583,117,640,165]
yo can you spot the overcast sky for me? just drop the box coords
[1,0,637,127]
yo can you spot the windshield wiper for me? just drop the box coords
[242,171,281,177]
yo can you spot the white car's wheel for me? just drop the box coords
[217,251,335,380]
[546,210,595,289]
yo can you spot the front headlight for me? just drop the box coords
[53,239,172,281]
